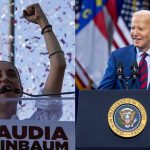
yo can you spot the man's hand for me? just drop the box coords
[23,3,49,28]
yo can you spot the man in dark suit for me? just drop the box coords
[98,10,150,89]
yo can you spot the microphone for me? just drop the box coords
[116,61,124,80]
[130,62,138,89]
[131,62,138,79]
[0,86,13,94]
[116,61,125,89]
[0,86,21,94]
[13,88,22,94]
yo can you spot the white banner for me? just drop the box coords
[0,120,75,150]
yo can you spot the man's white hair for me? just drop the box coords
[133,10,150,17]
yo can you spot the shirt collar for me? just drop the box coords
[136,47,150,57]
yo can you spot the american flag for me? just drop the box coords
[121,0,150,30]
[75,0,150,89]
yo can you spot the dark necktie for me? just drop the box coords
[139,53,148,89]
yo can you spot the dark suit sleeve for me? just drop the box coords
[98,52,117,89]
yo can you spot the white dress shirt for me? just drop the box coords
[136,48,150,89]
[11,89,62,121]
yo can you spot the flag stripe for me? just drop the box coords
[115,24,130,45]
[106,0,117,23]
[94,11,108,38]
[112,40,119,49]
[75,74,86,89]
[76,58,93,83]
[76,60,91,87]
[106,0,131,48]
[75,0,147,89]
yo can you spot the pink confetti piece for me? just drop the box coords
[40,52,48,55]
[57,17,63,22]
[43,63,47,67]
[67,52,72,62]
[68,72,75,78]
[40,82,44,87]
[42,74,47,77]
[12,19,17,24]
[26,45,32,50]
[45,65,50,72]
[55,6,61,11]
[21,104,26,107]
[33,36,40,39]
[28,67,32,73]
[60,39,66,45]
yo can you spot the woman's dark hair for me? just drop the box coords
[0,61,22,86]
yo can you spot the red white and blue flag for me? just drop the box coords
[75,0,150,89]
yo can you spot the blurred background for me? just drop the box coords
[0,0,75,120]
[75,0,150,90]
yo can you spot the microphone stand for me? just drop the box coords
[117,62,138,90]
[0,87,75,97]
[123,76,131,90]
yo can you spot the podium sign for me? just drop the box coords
[0,97,75,150]
[0,120,75,150]
[76,90,150,150]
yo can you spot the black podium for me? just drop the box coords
[76,90,150,150]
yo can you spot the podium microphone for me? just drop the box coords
[0,86,21,94]
[131,62,138,79]
[116,61,125,89]
[0,86,13,94]
[116,61,124,80]
[130,62,138,89]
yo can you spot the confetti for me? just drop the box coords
[39,82,44,88]
[33,36,40,40]
[60,39,66,45]
[40,52,48,55]
[0,0,75,121]
[25,45,31,50]
[67,52,72,63]
[28,67,32,73]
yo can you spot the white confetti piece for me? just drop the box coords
[0,0,75,121]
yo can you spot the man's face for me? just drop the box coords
[130,15,150,51]
[0,62,22,119]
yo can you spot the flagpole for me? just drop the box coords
[8,0,15,64]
